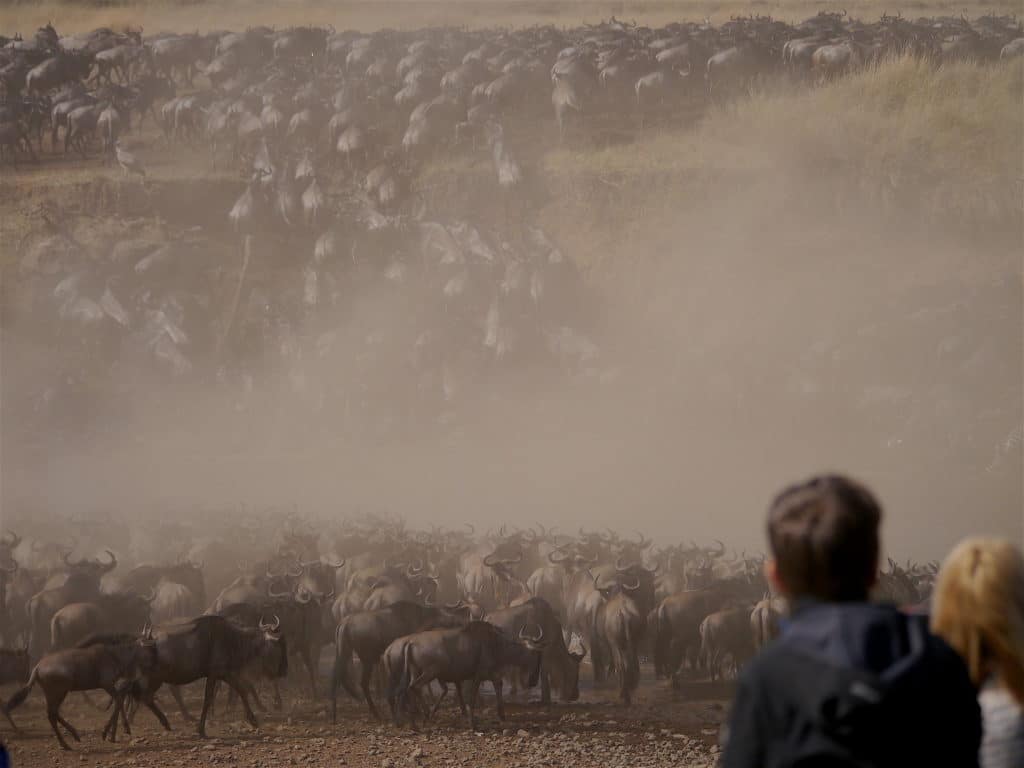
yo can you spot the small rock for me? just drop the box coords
[516,729,529,737]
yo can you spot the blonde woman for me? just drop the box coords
[932,538,1024,768]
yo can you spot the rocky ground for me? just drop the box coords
[1,677,728,767]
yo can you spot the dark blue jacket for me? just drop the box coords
[721,601,981,768]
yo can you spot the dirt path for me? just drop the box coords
[1,676,728,767]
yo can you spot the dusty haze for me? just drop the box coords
[1,7,1021,564]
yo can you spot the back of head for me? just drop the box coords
[931,537,1024,706]
[767,474,881,602]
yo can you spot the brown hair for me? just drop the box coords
[767,474,881,601]
[931,538,1024,705]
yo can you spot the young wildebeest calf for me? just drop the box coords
[0,647,31,731]
[6,633,157,750]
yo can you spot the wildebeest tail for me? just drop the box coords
[6,666,38,711]
[332,619,362,705]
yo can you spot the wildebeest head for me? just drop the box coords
[64,548,118,576]
[516,624,546,688]
[258,614,288,679]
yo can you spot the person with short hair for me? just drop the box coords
[931,538,1024,768]
[721,474,981,768]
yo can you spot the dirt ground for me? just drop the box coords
[1,671,728,767]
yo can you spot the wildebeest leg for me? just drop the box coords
[492,678,506,721]
[139,693,172,731]
[223,674,259,730]
[1,703,19,732]
[197,677,217,738]
[463,679,480,731]
[540,669,551,705]
[359,662,380,720]
[453,682,467,716]
[428,682,448,720]
[165,685,194,721]
[48,709,73,751]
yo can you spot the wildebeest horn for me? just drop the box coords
[287,563,304,578]
[483,552,500,567]
[267,582,292,599]
[63,550,78,566]
[548,549,570,565]
[464,523,475,535]
[2,531,20,549]
[327,558,345,569]
[622,576,641,591]
[518,623,544,643]
[259,614,281,632]
[444,600,465,610]
[709,540,726,558]
[615,557,634,572]
[300,560,321,569]
[143,587,158,603]
[643,561,659,575]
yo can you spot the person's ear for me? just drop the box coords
[765,559,788,596]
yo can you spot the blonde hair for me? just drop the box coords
[931,537,1024,706]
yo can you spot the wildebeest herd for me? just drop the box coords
[0,12,1022,163]
[0,516,939,748]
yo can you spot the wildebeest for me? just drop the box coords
[485,597,586,704]
[384,620,546,730]
[25,52,92,96]
[330,600,466,721]
[50,592,153,650]
[26,550,118,659]
[128,614,287,738]
[699,604,756,680]
[6,633,158,750]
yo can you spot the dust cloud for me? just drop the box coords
[0,37,1020,565]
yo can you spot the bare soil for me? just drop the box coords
[1,674,729,767]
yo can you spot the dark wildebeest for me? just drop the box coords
[0,647,31,731]
[26,550,118,659]
[25,53,92,97]
[485,597,586,704]
[699,604,756,680]
[383,621,546,730]
[330,600,466,722]
[6,633,158,750]
[128,614,287,738]
[50,592,153,650]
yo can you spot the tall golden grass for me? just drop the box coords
[1,0,1022,36]
[543,54,1023,245]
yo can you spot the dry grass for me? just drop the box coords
[1,0,1021,36]
[540,54,1023,271]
